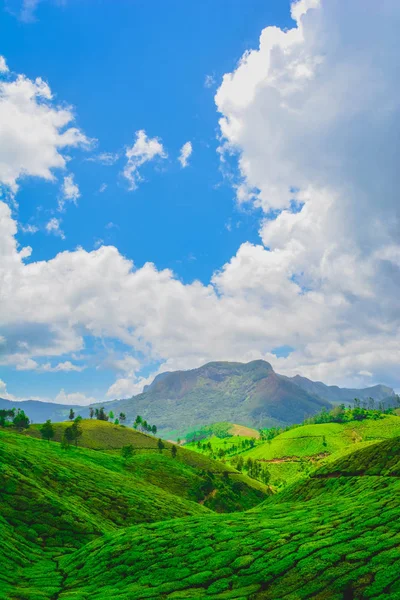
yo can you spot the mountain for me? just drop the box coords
[103,360,331,434]
[287,374,395,404]
[3,361,395,432]
[0,398,90,423]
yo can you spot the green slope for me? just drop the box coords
[48,437,400,599]
[1,429,399,598]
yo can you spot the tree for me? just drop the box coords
[261,465,271,485]
[62,425,74,448]
[236,456,244,472]
[109,411,114,421]
[157,438,165,453]
[13,409,30,431]
[89,407,94,419]
[114,418,119,425]
[69,408,75,421]
[151,425,157,435]
[171,444,177,458]
[119,412,126,424]
[40,419,54,442]
[121,444,134,460]
[97,407,108,421]
[95,408,99,418]
[177,438,181,445]
[63,419,82,447]
[0,408,15,427]
[142,420,148,433]
[134,415,142,430]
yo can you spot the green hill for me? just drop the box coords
[20,436,399,599]
[100,360,332,435]
[1,424,399,598]
[186,414,400,487]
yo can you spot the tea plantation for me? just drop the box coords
[0,422,399,599]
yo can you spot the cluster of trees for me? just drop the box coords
[0,408,30,430]
[306,399,399,425]
[133,415,157,435]
[40,416,83,448]
[231,455,271,484]
[196,437,257,457]
[68,407,127,425]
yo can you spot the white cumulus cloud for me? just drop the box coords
[58,174,80,210]
[0,63,90,194]
[0,56,8,73]
[45,217,65,239]
[123,130,167,190]
[178,141,192,168]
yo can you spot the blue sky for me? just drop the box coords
[3,0,291,280]
[1,0,399,404]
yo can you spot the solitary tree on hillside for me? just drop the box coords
[133,415,142,429]
[119,412,126,424]
[89,407,94,419]
[151,425,157,435]
[114,418,119,425]
[109,411,114,421]
[157,438,165,453]
[98,407,108,421]
[69,408,75,421]
[171,444,177,459]
[13,409,30,431]
[0,408,15,427]
[40,420,55,442]
[121,444,134,460]
[62,425,74,449]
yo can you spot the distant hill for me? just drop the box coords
[287,374,395,404]
[0,397,90,423]
[3,361,395,433]
[103,360,395,435]
[101,360,331,435]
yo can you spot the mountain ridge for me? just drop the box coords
[1,360,395,433]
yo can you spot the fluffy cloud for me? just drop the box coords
[0,56,8,73]
[0,378,17,400]
[178,141,192,168]
[58,174,80,210]
[45,217,65,239]
[0,63,89,194]
[53,389,97,406]
[1,0,400,401]
[123,130,167,190]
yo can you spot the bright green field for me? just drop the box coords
[241,416,400,461]
[7,436,398,600]
[1,423,400,599]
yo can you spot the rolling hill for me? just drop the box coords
[1,361,395,435]
[286,374,395,405]
[10,435,398,599]
[102,360,332,435]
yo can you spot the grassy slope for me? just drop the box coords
[0,425,267,598]
[1,429,399,598]
[24,418,168,450]
[51,437,400,599]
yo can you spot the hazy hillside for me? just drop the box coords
[0,397,90,422]
[2,361,395,432]
[103,360,331,434]
[287,374,395,404]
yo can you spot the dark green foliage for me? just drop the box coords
[40,419,55,442]
[12,408,30,430]
[171,444,177,458]
[0,408,15,426]
[158,438,165,452]
[69,408,75,420]
[121,444,134,460]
